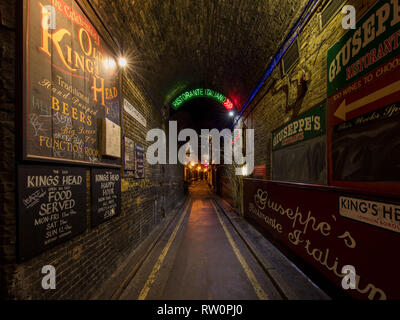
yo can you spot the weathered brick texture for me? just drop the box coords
[222,0,378,208]
[0,0,184,299]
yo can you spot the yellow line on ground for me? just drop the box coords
[210,200,270,300]
[138,200,192,300]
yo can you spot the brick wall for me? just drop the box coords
[0,0,17,299]
[0,0,184,299]
[248,0,377,172]
[222,0,378,208]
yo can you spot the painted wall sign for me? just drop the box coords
[23,0,120,166]
[272,103,326,151]
[124,136,135,172]
[91,168,121,227]
[327,0,400,97]
[327,0,400,192]
[253,165,267,177]
[339,196,400,234]
[18,165,87,261]
[123,98,147,127]
[135,144,145,179]
[327,0,400,124]
[171,88,234,110]
[243,178,400,300]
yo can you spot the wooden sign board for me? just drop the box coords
[23,0,121,167]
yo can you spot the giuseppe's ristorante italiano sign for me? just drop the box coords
[23,0,120,166]
[243,179,400,300]
[327,0,400,123]
[272,103,326,151]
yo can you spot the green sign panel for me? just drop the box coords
[172,88,227,109]
[327,0,400,97]
[272,103,326,151]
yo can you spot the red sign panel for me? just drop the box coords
[327,55,400,194]
[243,178,400,300]
[253,165,266,177]
[329,54,400,127]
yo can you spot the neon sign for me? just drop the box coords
[223,99,234,110]
[171,88,234,110]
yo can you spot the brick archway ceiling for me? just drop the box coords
[92,0,308,129]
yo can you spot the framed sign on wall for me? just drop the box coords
[135,143,145,179]
[124,136,135,177]
[22,0,121,167]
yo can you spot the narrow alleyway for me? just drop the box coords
[98,181,328,300]
[3,0,399,303]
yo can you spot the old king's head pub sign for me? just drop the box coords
[23,0,121,167]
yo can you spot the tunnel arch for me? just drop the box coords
[171,88,234,111]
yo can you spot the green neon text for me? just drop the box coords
[172,88,227,109]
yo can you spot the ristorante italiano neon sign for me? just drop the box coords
[171,88,234,110]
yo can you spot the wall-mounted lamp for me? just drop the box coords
[118,57,127,67]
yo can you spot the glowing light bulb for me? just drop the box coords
[118,57,127,67]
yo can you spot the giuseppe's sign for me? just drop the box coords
[23,0,120,166]
[272,103,325,151]
[243,178,400,300]
[328,0,400,96]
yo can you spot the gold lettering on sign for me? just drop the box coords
[91,76,105,107]
[249,188,387,300]
[38,1,107,106]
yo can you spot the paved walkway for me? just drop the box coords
[96,181,329,300]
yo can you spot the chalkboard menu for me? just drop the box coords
[135,144,145,179]
[18,165,87,261]
[23,0,120,167]
[91,168,121,227]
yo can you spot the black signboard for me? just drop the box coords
[23,0,120,167]
[135,144,145,179]
[124,137,135,173]
[332,103,400,182]
[91,168,121,227]
[18,165,87,261]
